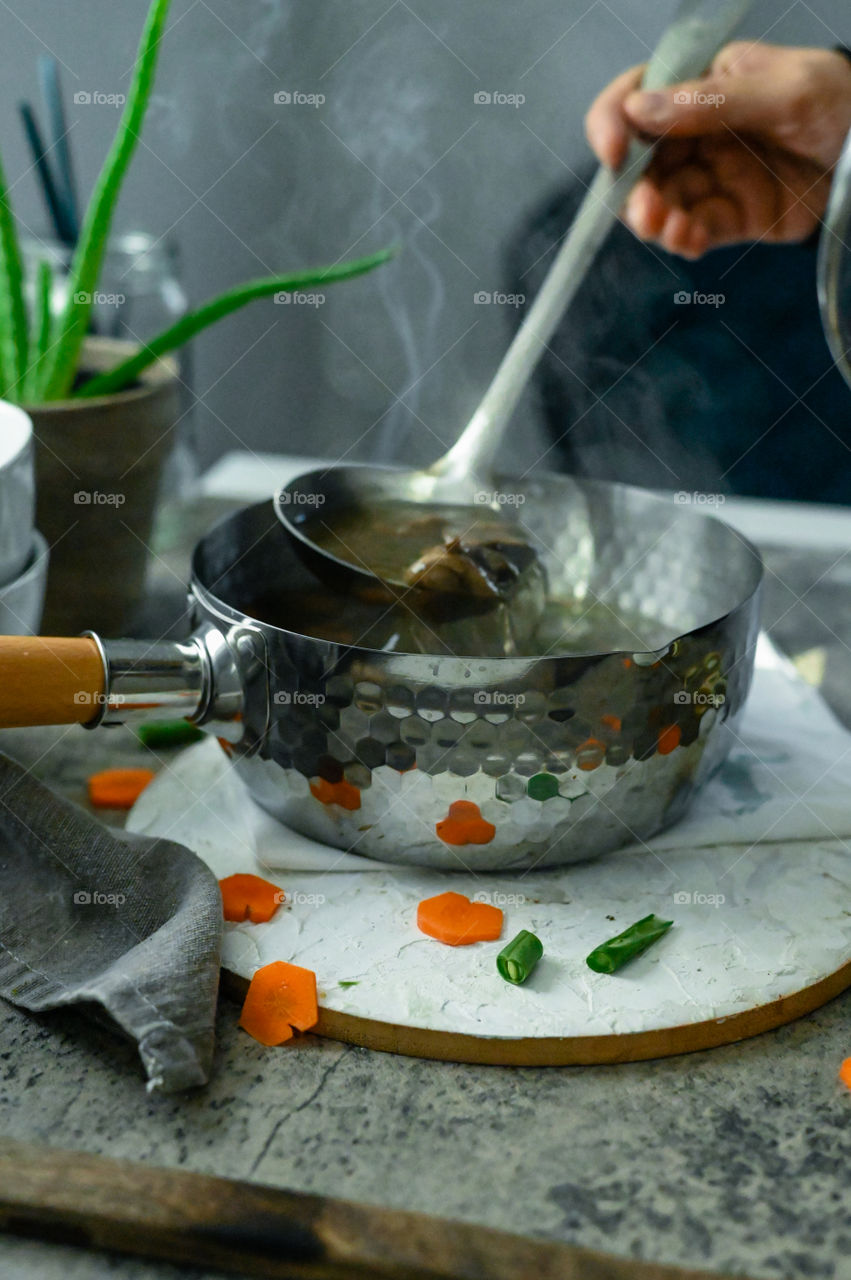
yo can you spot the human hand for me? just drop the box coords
[585,42,851,257]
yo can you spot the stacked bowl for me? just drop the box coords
[0,402,47,634]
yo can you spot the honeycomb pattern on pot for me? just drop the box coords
[265,635,738,809]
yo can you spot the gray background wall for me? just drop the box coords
[1,0,847,474]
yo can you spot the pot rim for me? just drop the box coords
[190,489,765,665]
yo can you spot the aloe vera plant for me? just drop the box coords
[0,0,392,405]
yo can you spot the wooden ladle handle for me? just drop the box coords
[0,635,106,728]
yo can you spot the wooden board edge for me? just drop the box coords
[222,956,851,1065]
[0,1137,756,1280]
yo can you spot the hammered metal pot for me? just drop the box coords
[186,477,762,871]
[0,476,762,870]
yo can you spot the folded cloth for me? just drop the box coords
[128,634,851,874]
[0,752,222,1093]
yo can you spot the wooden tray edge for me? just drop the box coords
[222,957,851,1065]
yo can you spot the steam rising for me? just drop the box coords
[325,17,449,462]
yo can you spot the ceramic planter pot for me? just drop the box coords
[25,338,181,635]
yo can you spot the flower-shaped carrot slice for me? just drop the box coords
[238,960,318,1046]
[310,777,361,810]
[219,873,285,924]
[435,800,495,846]
[416,891,503,946]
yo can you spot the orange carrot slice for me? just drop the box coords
[238,960,318,1046]
[219,873,285,924]
[87,767,156,810]
[416,891,503,946]
[310,777,361,810]
[575,738,605,771]
[657,724,682,756]
[840,1058,851,1092]
[435,800,496,846]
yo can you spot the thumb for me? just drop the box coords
[624,74,793,141]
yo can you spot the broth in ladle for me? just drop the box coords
[303,501,538,600]
[246,499,668,657]
[298,498,547,655]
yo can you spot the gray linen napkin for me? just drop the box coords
[0,751,222,1092]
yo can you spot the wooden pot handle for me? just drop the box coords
[0,635,106,728]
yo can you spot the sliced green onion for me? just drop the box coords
[137,720,204,748]
[338,980,360,989]
[496,930,543,985]
[586,914,673,974]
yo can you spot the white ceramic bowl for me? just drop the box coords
[0,401,35,585]
[0,531,48,635]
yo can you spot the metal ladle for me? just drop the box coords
[276,0,755,598]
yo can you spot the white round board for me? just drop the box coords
[127,740,851,1062]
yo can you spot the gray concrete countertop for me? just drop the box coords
[1,495,850,1280]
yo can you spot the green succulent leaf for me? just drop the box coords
[0,150,30,400]
[39,0,173,399]
[23,258,54,401]
[76,247,396,398]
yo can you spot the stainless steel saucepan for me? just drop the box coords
[0,476,762,871]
